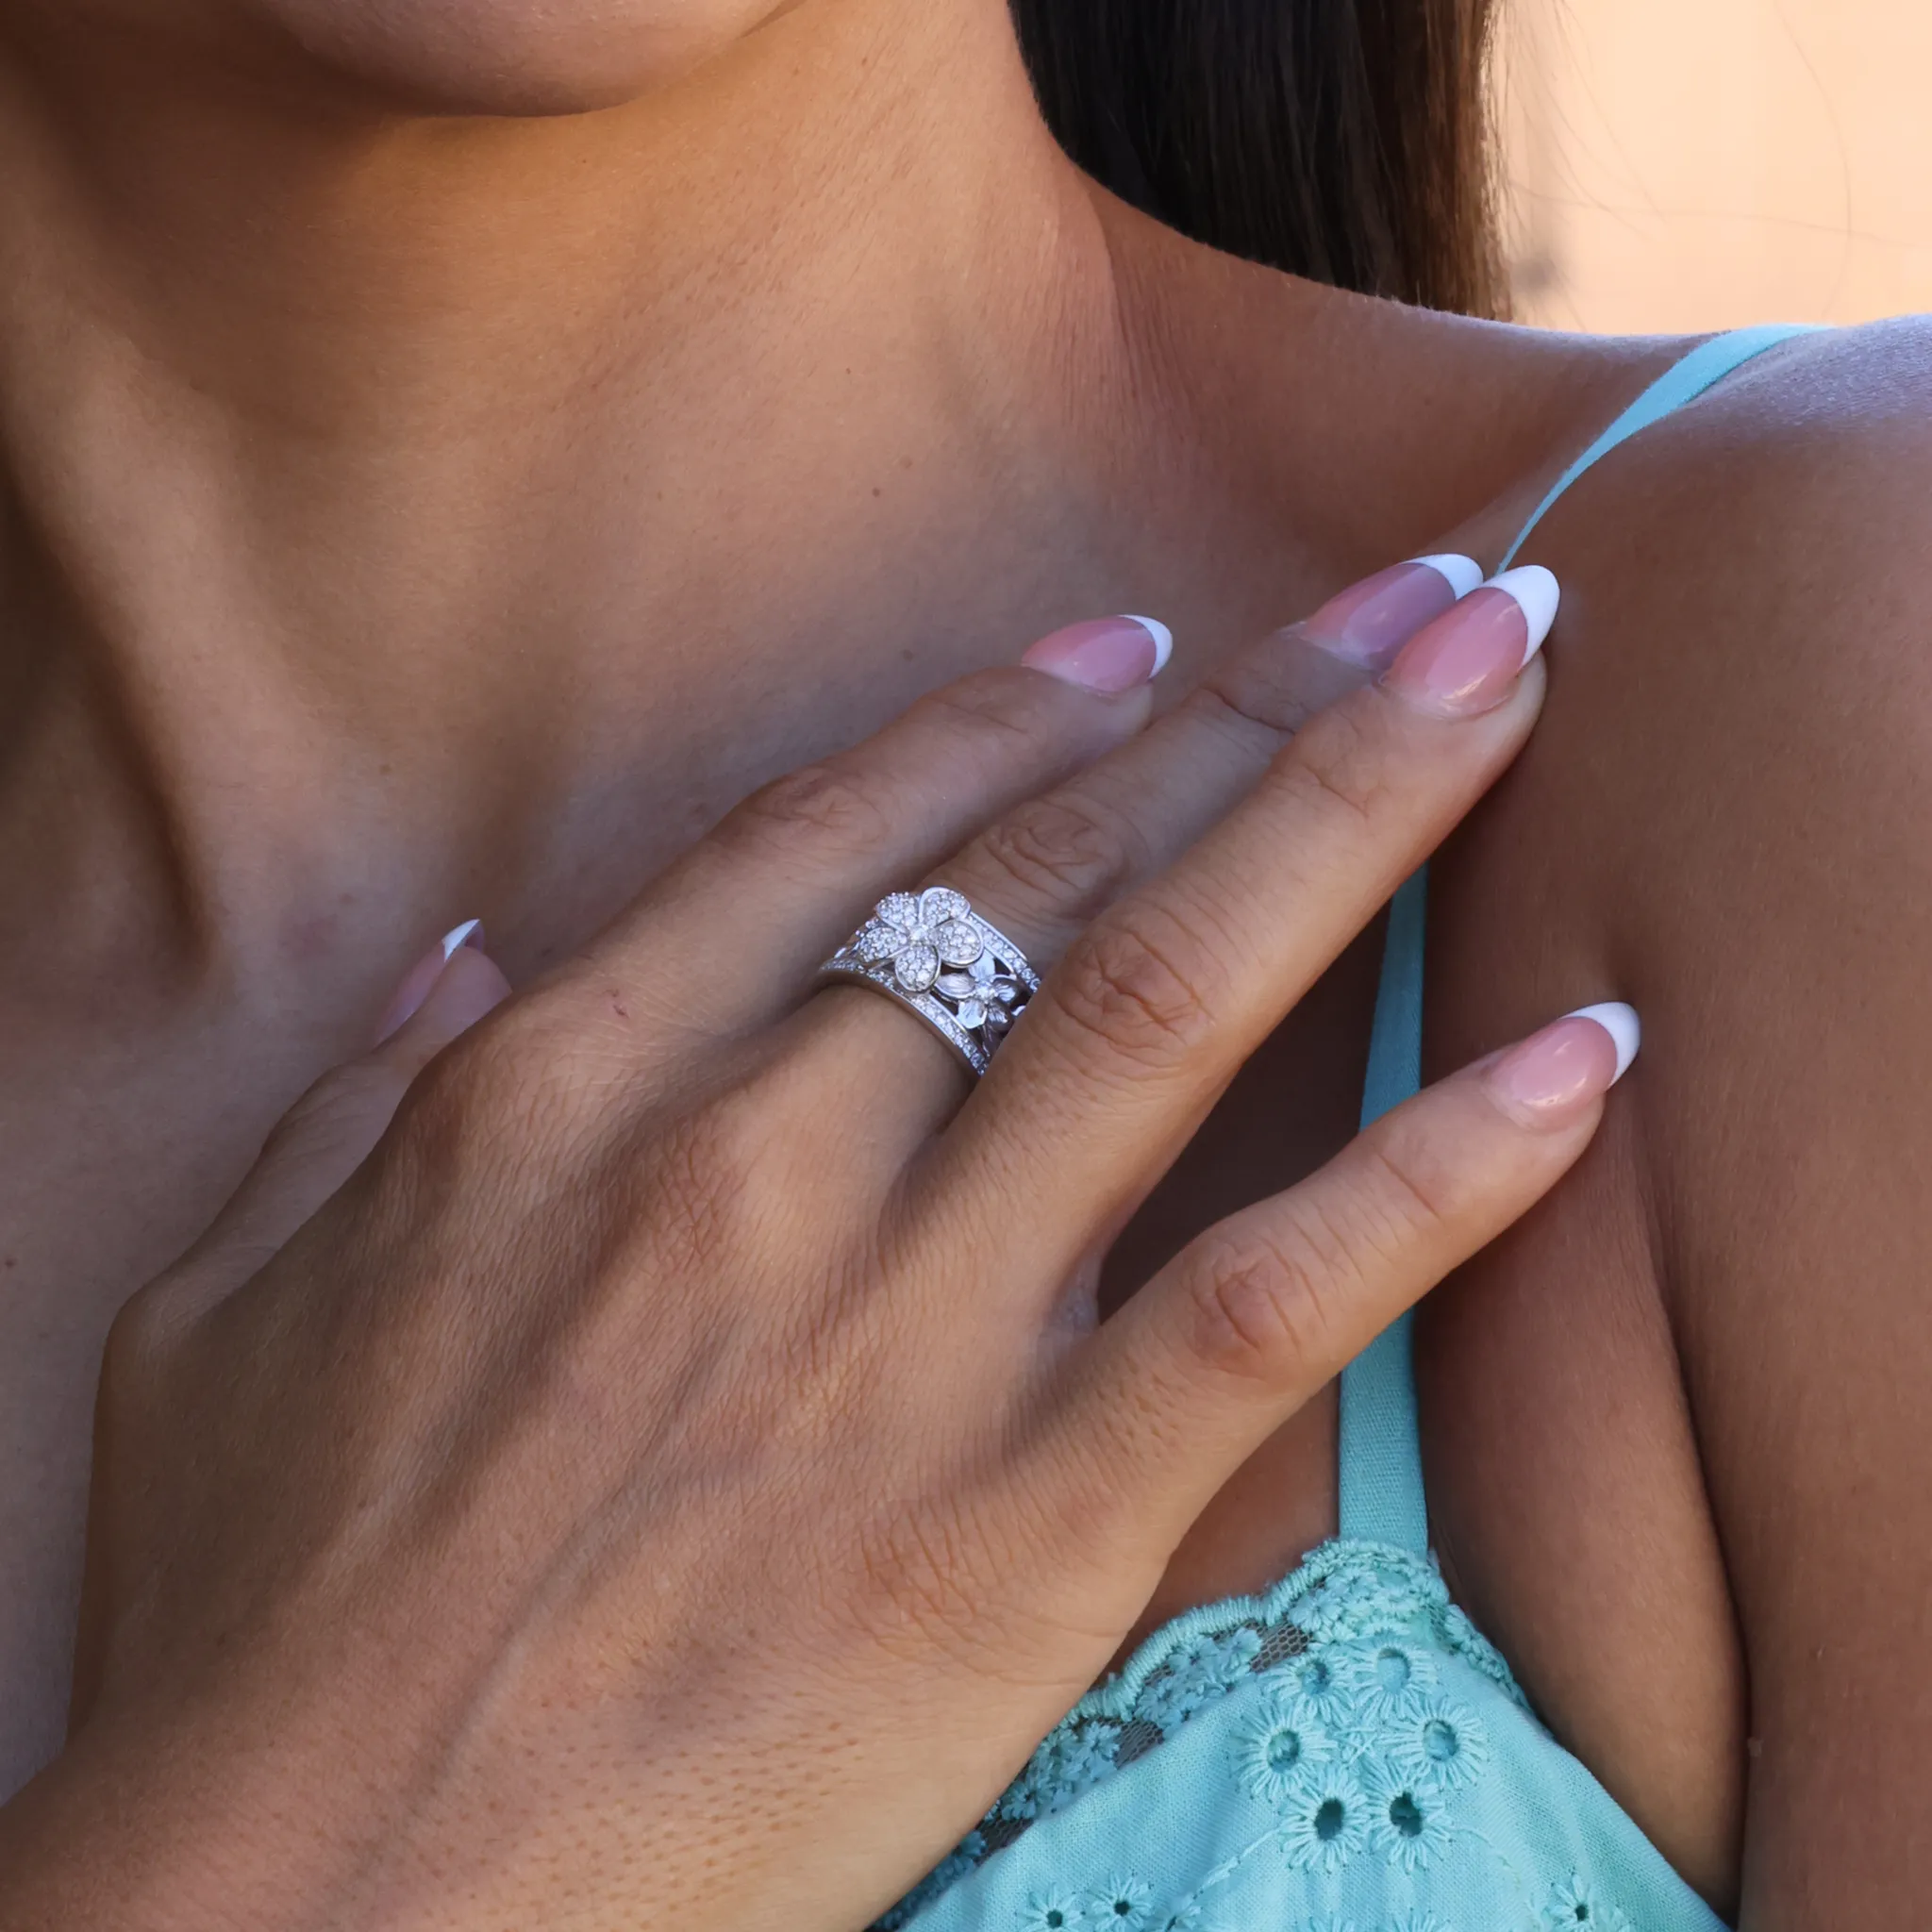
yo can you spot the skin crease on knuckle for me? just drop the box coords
[962,791,1149,933]
[1043,896,1233,1078]
[1184,1226,1352,1390]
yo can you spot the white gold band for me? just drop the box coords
[817,886,1040,1077]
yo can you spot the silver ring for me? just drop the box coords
[817,887,1041,1076]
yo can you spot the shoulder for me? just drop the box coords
[1590,317,1932,633]
[1422,315,1932,1916]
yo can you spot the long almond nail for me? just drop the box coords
[1381,564,1560,717]
[1022,615,1173,692]
[1301,555,1484,670]
[1488,1001,1640,1123]
[375,920,488,1044]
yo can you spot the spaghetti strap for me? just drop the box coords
[1336,868,1431,1548]
[1335,322,1818,1551]
[1499,324,1819,571]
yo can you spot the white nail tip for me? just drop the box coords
[1486,565,1561,664]
[1124,615,1174,675]
[1412,553,1486,601]
[440,918,483,961]
[1567,1001,1641,1083]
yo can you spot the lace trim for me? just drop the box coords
[876,1539,1526,1929]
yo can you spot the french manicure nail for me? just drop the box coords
[1488,1001,1640,1122]
[375,919,488,1045]
[1381,563,1561,717]
[1300,556,1484,670]
[441,917,483,960]
[1022,614,1173,692]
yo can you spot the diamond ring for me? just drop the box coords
[817,887,1041,1077]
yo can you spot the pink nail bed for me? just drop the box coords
[1489,1002,1640,1118]
[1302,556,1482,669]
[1381,565,1560,717]
[375,919,487,1045]
[1022,614,1173,692]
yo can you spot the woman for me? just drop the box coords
[0,0,1924,1922]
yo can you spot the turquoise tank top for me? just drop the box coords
[881,325,1815,1932]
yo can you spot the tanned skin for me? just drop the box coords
[0,0,1924,1920]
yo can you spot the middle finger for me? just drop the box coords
[926,562,1561,1282]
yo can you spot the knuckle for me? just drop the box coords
[98,1279,184,1408]
[849,1502,1007,1668]
[1049,902,1224,1071]
[910,668,1064,754]
[384,1016,589,1195]
[1355,1137,1456,1245]
[968,792,1146,923]
[262,1058,413,1172]
[635,1080,778,1270]
[717,758,898,866]
[1271,699,1392,831]
[1184,1224,1355,1384]
[1182,1142,1455,1386]
[1187,654,1326,745]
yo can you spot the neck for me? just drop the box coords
[0,0,1644,1024]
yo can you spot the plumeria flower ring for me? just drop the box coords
[857,888,1025,1036]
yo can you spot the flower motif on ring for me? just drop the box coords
[1232,1687,1337,1807]
[1357,1757,1457,1873]
[858,888,985,994]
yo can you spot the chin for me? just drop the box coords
[252,0,788,113]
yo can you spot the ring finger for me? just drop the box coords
[803,555,1503,1118]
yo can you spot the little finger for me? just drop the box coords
[146,922,510,1323]
[1040,1004,1640,1561]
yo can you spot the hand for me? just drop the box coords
[8,558,1623,1932]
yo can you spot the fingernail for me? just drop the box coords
[1302,555,1484,670]
[1488,1001,1640,1123]
[440,917,482,960]
[1022,614,1173,692]
[375,920,488,1044]
[1380,564,1560,717]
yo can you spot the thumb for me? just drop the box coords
[166,921,511,1311]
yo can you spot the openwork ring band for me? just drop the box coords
[817,887,1041,1076]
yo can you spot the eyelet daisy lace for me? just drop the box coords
[873,1541,1524,1929]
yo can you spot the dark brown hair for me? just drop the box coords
[1008,0,1504,317]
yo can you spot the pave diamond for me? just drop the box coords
[935,919,983,967]
[920,888,972,924]
[894,941,941,992]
